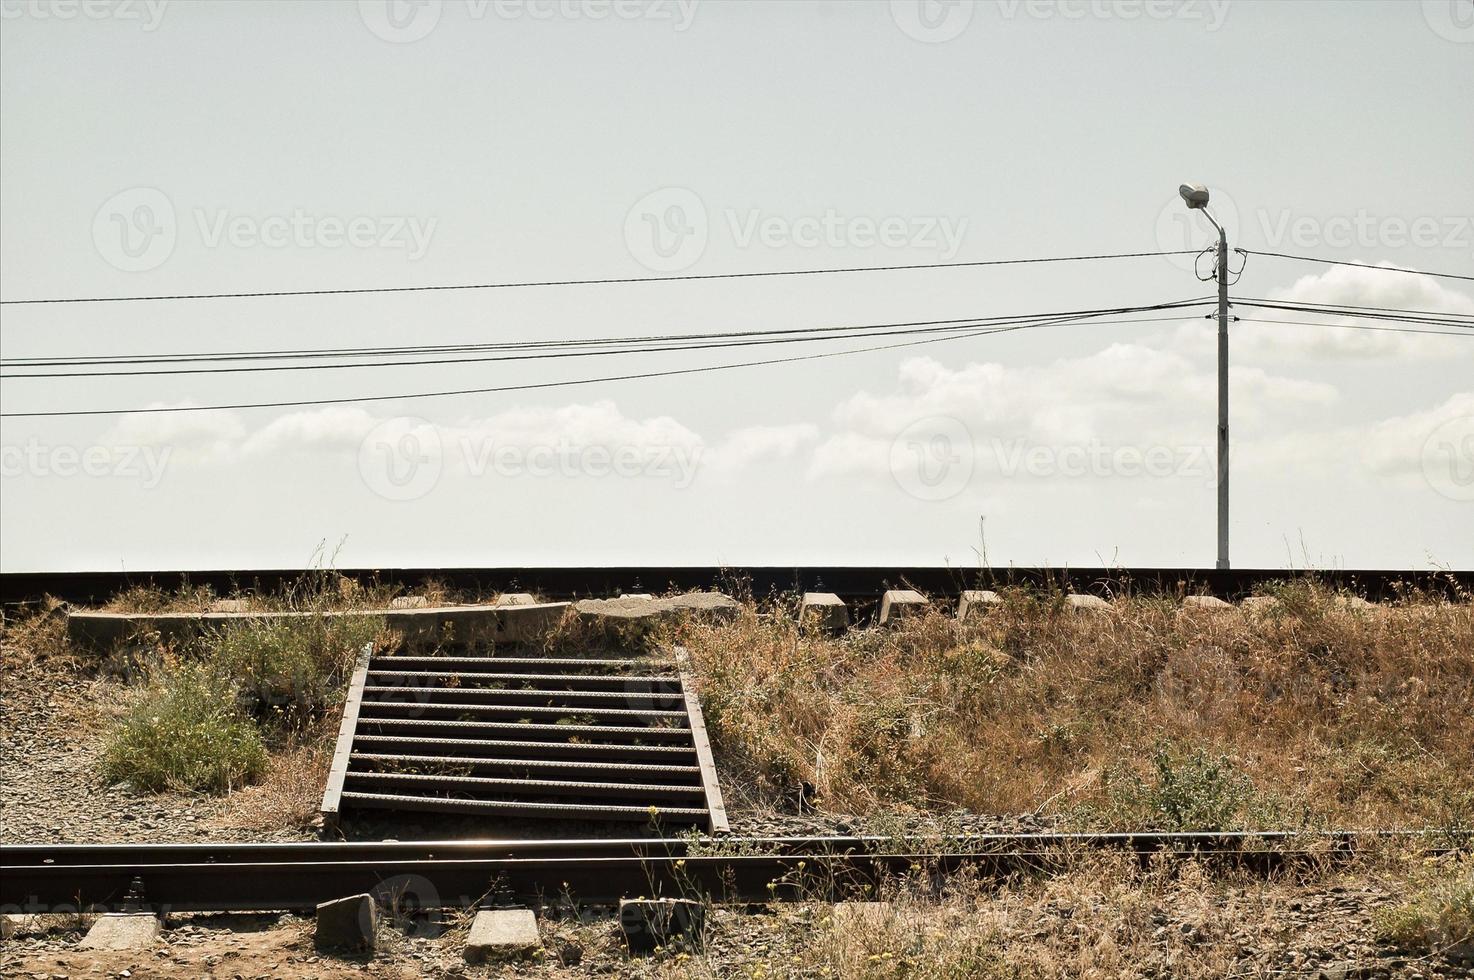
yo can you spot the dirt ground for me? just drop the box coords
[0,659,316,844]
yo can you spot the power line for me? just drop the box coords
[1238,250,1474,283]
[1235,317,1474,339]
[0,301,1212,378]
[0,299,1213,367]
[0,250,1202,306]
[1235,297,1474,320]
[1234,301,1474,329]
[0,305,1201,419]
[0,318,1012,379]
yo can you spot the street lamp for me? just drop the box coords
[1179,182,1230,571]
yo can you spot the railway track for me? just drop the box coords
[5,832,1454,914]
[5,565,1468,607]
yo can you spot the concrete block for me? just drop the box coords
[493,593,538,607]
[575,596,658,620]
[77,913,162,951]
[1066,593,1110,613]
[619,898,705,955]
[208,598,250,613]
[464,908,540,962]
[575,592,739,625]
[67,601,571,651]
[619,593,655,601]
[1182,595,1231,611]
[384,602,571,647]
[878,589,928,625]
[389,595,428,609]
[957,590,1001,621]
[800,593,849,631]
[315,894,378,951]
[1,914,41,940]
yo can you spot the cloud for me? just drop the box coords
[1221,264,1474,361]
[240,406,378,456]
[704,423,819,475]
[1232,390,1474,489]
[102,402,247,463]
[439,401,702,461]
[1361,390,1474,483]
[808,344,1338,482]
[81,331,1462,506]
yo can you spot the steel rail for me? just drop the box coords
[0,853,1323,913]
[5,566,1469,606]
[5,831,1453,914]
[2,831,1388,866]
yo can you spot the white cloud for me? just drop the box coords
[102,402,247,463]
[808,344,1338,482]
[1224,264,1474,361]
[705,423,819,475]
[239,406,378,456]
[1361,390,1474,483]
[439,401,702,462]
[1235,390,1474,489]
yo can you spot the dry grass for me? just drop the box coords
[676,581,1474,831]
[0,597,72,670]
[534,848,1435,980]
[96,571,490,615]
[1377,853,1474,957]
[210,730,337,833]
[793,855,1245,979]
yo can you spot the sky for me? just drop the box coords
[0,0,1471,573]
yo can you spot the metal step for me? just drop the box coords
[339,790,710,823]
[343,770,708,800]
[349,752,704,781]
[355,701,689,724]
[353,717,693,742]
[369,656,670,673]
[366,670,679,688]
[359,685,684,709]
[350,734,698,760]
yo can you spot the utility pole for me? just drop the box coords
[1179,183,1230,570]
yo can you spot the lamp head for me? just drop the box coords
[1179,183,1211,210]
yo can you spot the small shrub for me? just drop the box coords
[204,613,382,728]
[1377,855,1474,954]
[1088,743,1290,831]
[0,599,72,669]
[102,666,267,793]
[103,582,215,613]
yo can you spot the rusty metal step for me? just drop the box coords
[349,752,703,781]
[353,717,693,741]
[366,670,678,688]
[343,771,708,800]
[359,685,683,707]
[356,701,689,724]
[349,734,698,760]
[369,656,669,673]
[338,790,710,823]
